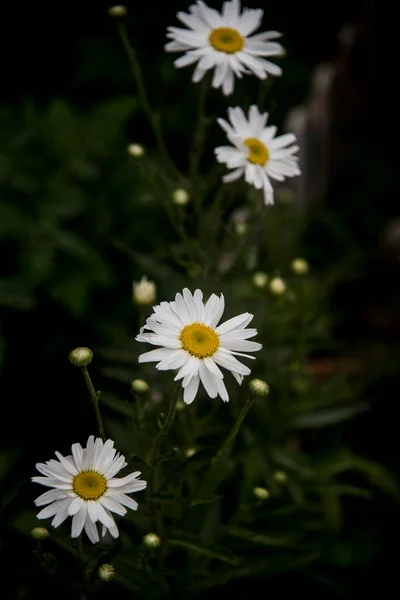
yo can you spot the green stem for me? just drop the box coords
[189,77,209,215]
[81,367,106,442]
[76,537,92,599]
[212,394,254,466]
[148,384,181,531]
[117,22,183,181]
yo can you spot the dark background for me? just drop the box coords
[1,0,398,597]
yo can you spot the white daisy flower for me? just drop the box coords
[136,288,262,404]
[32,436,147,544]
[165,0,284,95]
[215,105,300,205]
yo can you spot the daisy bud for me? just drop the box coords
[273,470,288,484]
[235,222,248,236]
[172,188,189,206]
[107,5,127,18]
[176,399,186,411]
[291,258,309,275]
[269,277,286,297]
[127,143,145,158]
[252,271,269,289]
[131,379,149,393]
[69,347,93,367]
[184,448,197,458]
[133,276,156,306]
[98,564,115,582]
[31,527,49,540]
[253,487,270,500]
[143,532,161,548]
[249,379,269,396]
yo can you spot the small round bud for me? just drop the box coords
[269,277,286,297]
[98,563,115,582]
[249,379,269,396]
[108,5,127,18]
[291,258,309,276]
[252,271,269,289]
[172,188,189,206]
[143,532,161,548]
[131,379,149,393]
[273,470,288,484]
[235,222,248,236]
[31,527,49,540]
[133,276,156,306]
[176,399,185,412]
[184,447,197,458]
[69,347,93,367]
[253,487,270,500]
[127,143,145,157]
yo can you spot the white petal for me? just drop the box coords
[138,348,176,363]
[51,498,73,527]
[221,339,262,352]
[111,493,139,511]
[68,497,84,516]
[204,357,224,378]
[71,503,87,538]
[174,355,200,381]
[84,518,99,544]
[156,349,188,371]
[213,349,251,375]
[199,361,218,398]
[35,489,69,507]
[99,496,127,516]
[71,443,84,471]
[87,501,99,523]
[183,376,200,404]
[222,167,244,183]
[216,377,230,402]
[216,312,253,334]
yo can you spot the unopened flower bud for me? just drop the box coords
[127,143,145,157]
[69,347,93,367]
[273,470,288,484]
[143,532,161,548]
[235,222,248,236]
[184,447,197,458]
[107,5,127,18]
[172,188,189,206]
[253,487,270,500]
[131,379,149,393]
[291,258,309,275]
[249,379,269,396]
[98,563,115,582]
[252,271,268,288]
[31,527,49,540]
[133,276,156,306]
[176,399,185,412]
[269,277,286,296]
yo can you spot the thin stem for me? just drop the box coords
[148,384,181,532]
[212,394,254,466]
[76,537,92,599]
[117,22,183,181]
[81,367,106,442]
[189,77,209,215]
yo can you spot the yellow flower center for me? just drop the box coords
[72,471,107,501]
[179,322,220,358]
[244,138,269,166]
[209,27,244,54]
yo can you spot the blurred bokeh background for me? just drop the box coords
[1,0,398,597]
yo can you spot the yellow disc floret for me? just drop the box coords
[244,138,269,165]
[73,471,107,501]
[179,323,220,358]
[209,27,244,53]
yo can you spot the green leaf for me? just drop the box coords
[226,526,298,547]
[167,539,240,565]
[292,402,370,429]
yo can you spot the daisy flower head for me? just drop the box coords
[215,105,300,205]
[165,0,284,96]
[136,288,262,405]
[32,436,147,544]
